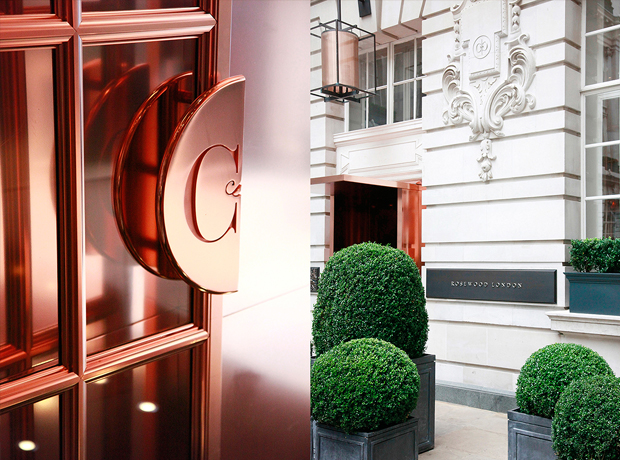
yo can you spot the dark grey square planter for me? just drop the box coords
[410,353,435,453]
[566,272,620,316]
[314,417,418,460]
[507,409,557,460]
[311,353,434,456]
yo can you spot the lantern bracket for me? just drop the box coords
[310,15,377,104]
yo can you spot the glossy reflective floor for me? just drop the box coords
[420,401,507,460]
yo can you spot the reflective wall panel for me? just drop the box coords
[82,39,197,354]
[220,0,311,459]
[0,48,59,383]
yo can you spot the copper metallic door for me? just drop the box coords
[0,2,223,459]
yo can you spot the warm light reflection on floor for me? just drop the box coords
[18,440,37,451]
[138,401,158,413]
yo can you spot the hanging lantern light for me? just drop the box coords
[311,0,376,103]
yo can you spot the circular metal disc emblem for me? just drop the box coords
[158,76,245,294]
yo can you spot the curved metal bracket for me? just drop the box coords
[113,71,193,279]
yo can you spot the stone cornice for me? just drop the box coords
[547,311,620,338]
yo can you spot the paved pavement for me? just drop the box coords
[421,401,508,460]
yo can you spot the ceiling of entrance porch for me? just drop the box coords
[325,0,426,43]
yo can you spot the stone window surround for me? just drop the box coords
[570,1,620,333]
[581,0,620,239]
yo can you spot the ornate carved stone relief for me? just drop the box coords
[442,0,536,182]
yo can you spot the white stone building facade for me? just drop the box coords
[311,0,620,408]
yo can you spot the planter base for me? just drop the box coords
[411,353,435,453]
[314,418,418,460]
[507,409,557,460]
[566,272,620,316]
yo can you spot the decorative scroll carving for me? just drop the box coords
[477,138,495,182]
[442,0,535,182]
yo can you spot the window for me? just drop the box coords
[348,37,423,132]
[583,0,620,238]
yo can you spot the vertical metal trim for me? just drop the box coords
[196,0,218,95]
[72,27,88,460]
[197,2,220,455]
[404,183,425,270]
[77,379,86,460]
[215,0,231,81]
[335,21,340,86]
[56,37,80,378]
[208,0,218,88]
[207,294,223,460]
[397,188,404,250]
[49,25,85,459]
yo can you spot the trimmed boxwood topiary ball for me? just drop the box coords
[515,343,614,419]
[552,374,620,460]
[311,338,420,433]
[312,242,428,358]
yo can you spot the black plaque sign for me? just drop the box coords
[426,269,557,304]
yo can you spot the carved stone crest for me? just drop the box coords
[442,0,536,182]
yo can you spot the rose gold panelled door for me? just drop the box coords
[0,1,227,459]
